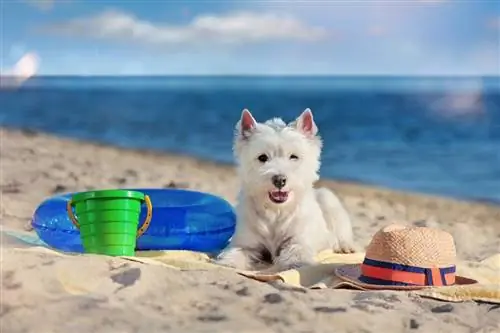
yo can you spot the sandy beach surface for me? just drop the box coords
[1,127,499,333]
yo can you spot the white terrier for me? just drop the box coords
[215,108,355,272]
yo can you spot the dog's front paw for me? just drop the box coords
[332,242,356,254]
[274,243,316,271]
[214,247,252,270]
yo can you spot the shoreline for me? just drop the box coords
[4,125,500,208]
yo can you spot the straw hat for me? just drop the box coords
[334,223,478,290]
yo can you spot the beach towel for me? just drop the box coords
[128,248,500,304]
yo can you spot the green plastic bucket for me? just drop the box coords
[66,189,152,256]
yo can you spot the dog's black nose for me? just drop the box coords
[272,175,287,189]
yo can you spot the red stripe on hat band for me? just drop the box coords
[361,265,426,285]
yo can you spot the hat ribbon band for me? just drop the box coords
[360,258,456,286]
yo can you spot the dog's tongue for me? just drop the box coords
[270,190,288,202]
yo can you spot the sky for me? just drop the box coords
[1,0,499,76]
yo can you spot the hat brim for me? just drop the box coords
[333,264,478,291]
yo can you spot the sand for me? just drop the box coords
[1,127,499,333]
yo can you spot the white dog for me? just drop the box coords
[215,108,355,272]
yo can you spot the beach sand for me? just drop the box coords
[1,127,499,333]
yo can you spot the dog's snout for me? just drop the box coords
[272,174,287,189]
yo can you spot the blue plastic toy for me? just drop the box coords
[31,188,236,253]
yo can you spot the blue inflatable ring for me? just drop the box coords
[31,188,236,254]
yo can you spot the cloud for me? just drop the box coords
[0,52,40,88]
[41,10,328,45]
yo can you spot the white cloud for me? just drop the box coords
[0,52,40,88]
[42,10,327,45]
[11,52,40,78]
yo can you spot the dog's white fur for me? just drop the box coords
[215,108,355,272]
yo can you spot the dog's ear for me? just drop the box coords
[295,108,318,137]
[238,109,257,138]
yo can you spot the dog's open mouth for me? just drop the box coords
[269,190,289,204]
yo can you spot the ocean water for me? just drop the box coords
[1,76,499,204]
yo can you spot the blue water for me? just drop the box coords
[1,76,499,204]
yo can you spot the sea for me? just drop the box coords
[0,76,499,204]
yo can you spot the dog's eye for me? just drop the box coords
[290,154,299,160]
[257,154,269,163]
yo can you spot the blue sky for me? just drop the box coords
[1,0,499,75]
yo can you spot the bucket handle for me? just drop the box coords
[66,195,153,238]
